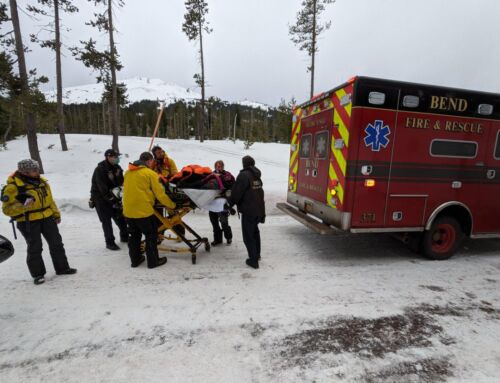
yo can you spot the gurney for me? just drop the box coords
[150,185,226,264]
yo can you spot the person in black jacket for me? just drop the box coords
[228,155,265,269]
[90,149,128,250]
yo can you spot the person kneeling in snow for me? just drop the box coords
[1,159,77,285]
[122,152,176,269]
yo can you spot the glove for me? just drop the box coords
[260,215,266,224]
[54,217,61,224]
[88,199,95,209]
[112,202,122,210]
[224,203,236,216]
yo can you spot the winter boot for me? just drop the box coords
[148,257,167,269]
[56,268,77,275]
[33,276,45,285]
[131,255,145,268]
[106,242,120,251]
[245,259,259,269]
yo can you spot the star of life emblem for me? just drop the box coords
[316,135,326,157]
[364,120,391,151]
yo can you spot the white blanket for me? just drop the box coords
[179,189,226,212]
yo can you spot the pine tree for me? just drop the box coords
[28,0,78,152]
[182,0,212,143]
[3,0,48,172]
[289,0,335,99]
[71,0,124,152]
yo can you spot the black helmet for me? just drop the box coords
[0,235,14,264]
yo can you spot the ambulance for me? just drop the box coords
[277,76,500,259]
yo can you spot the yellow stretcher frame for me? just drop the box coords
[152,205,210,264]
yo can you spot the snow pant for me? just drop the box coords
[95,199,128,245]
[126,215,160,268]
[17,217,70,278]
[241,214,262,263]
[209,211,232,243]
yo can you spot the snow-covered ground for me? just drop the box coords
[0,135,499,382]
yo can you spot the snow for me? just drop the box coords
[43,77,272,110]
[43,77,202,105]
[236,99,271,111]
[0,134,499,382]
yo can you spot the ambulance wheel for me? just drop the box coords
[192,253,196,265]
[422,216,463,260]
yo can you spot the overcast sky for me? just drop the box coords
[14,0,500,106]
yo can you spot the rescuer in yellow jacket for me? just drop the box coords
[123,152,175,269]
[151,145,178,181]
[1,159,77,285]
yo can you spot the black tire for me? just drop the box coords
[422,216,464,260]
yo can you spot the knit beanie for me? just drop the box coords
[17,159,40,173]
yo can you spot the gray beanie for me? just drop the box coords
[17,159,40,173]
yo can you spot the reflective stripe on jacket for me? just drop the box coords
[1,173,59,222]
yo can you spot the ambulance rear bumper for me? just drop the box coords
[284,192,351,231]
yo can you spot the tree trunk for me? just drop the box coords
[9,0,44,173]
[198,16,205,143]
[1,113,14,147]
[54,0,68,151]
[108,0,119,151]
[310,0,317,99]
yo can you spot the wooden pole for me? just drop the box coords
[148,102,165,151]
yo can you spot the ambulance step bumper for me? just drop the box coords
[276,203,338,235]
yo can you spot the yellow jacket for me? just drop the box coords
[1,173,60,222]
[154,155,178,179]
[122,162,175,219]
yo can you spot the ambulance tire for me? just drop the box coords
[422,216,464,260]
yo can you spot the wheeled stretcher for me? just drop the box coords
[150,186,224,264]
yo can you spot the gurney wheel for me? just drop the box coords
[192,253,196,265]
[205,242,210,252]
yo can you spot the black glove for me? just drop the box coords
[224,203,236,216]
[260,215,266,224]
[88,198,95,209]
[112,202,122,210]
[15,193,31,204]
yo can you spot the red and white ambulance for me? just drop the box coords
[277,76,500,259]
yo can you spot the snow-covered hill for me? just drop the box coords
[43,77,201,105]
[43,77,272,111]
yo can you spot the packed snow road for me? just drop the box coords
[0,210,499,382]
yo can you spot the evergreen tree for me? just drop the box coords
[71,0,124,152]
[3,0,48,172]
[289,0,334,99]
[28,0,78,152]
[182,0,212,143]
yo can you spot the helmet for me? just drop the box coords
[0,235,14,264]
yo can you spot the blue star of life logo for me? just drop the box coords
[364,120,391,151]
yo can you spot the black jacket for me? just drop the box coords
[229,166,265,217]
[90,160,124,203]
